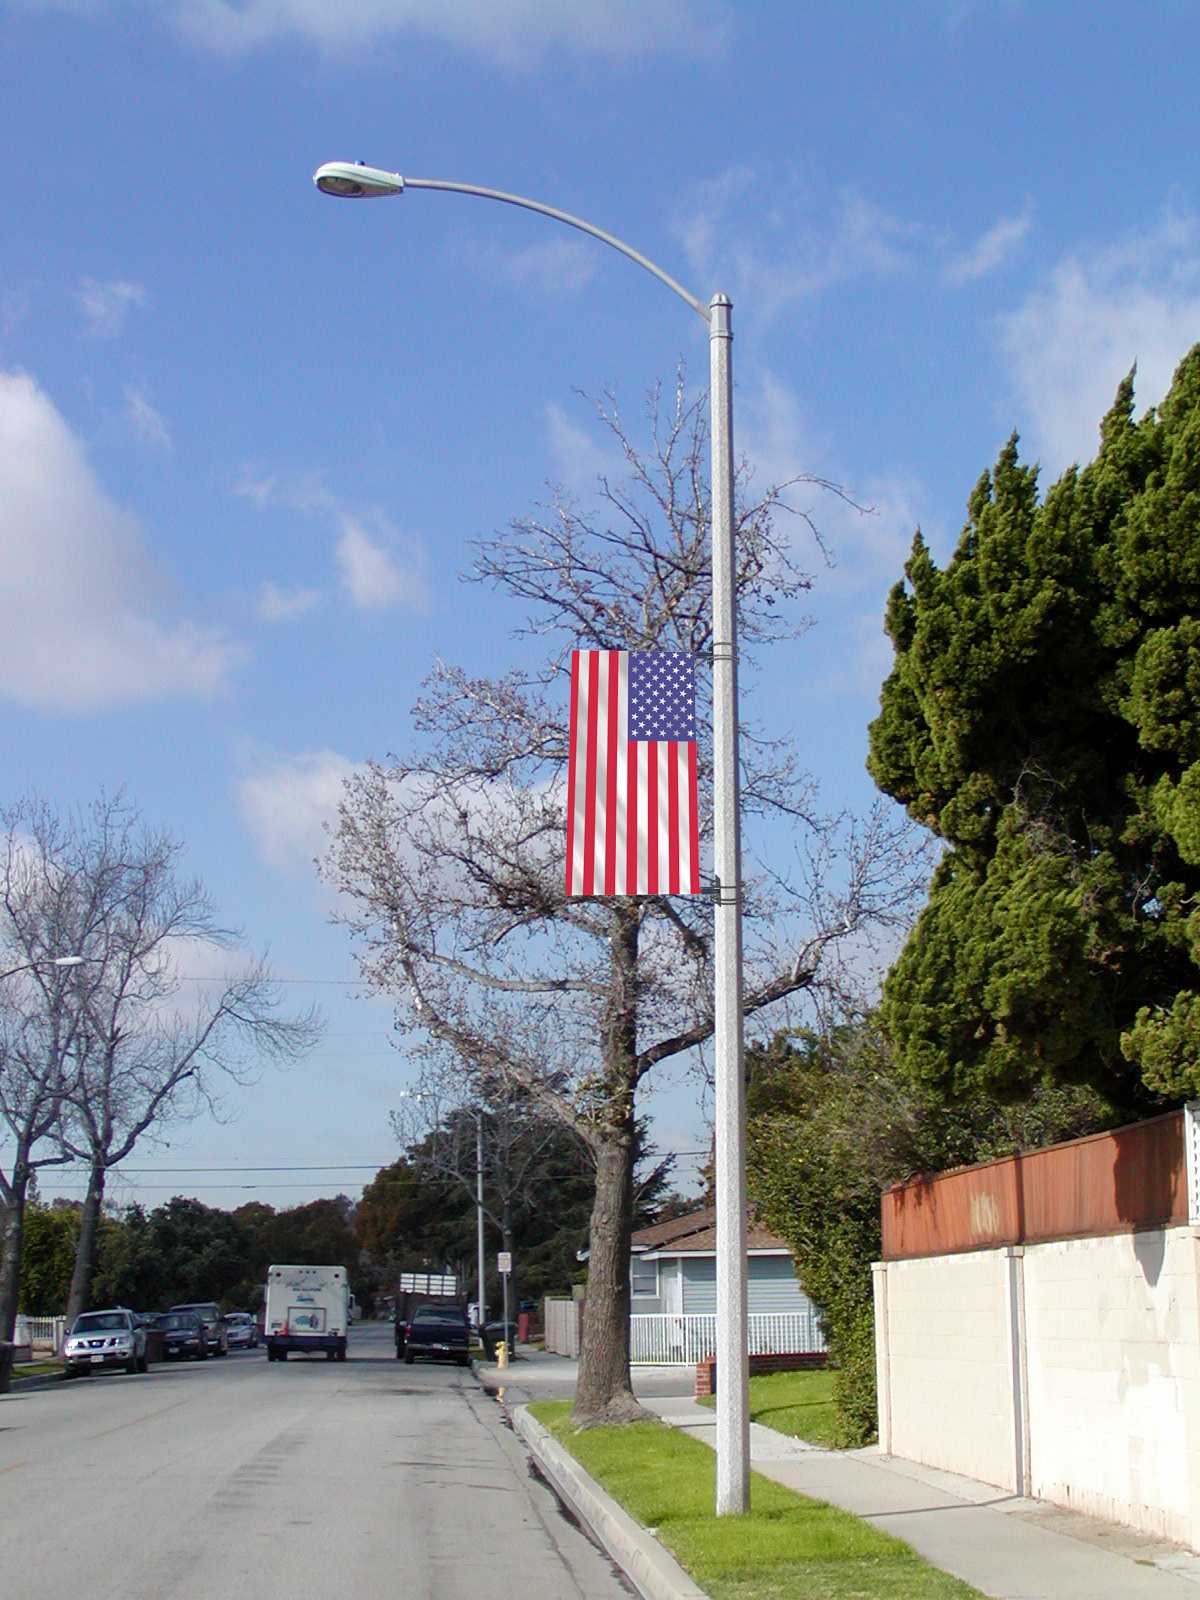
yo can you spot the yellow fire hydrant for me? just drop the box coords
[497,1339,508,1369]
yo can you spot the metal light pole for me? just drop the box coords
[320,162,750,1511]
[476,1108,487,1336]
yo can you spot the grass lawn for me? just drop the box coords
[696,1366,842,1448]
[529,1401,983,1600]
[11,1359,61,1379]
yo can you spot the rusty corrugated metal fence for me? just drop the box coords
[882,1110,1190,1260]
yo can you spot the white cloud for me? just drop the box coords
[2,285,34,342]
[486,234,597,298]
[335,512,430,612]
[674,175,921,326]
[171,0,727,66]
[996,204,1200,478]
[77,278,146,340]
[234,466,430,615]
[543,400,624,495]
[123,385,172,451]
[944,206,1032,287]
[236,747,357,878]
[738,365,931,701]
[256,581,323,622]
[0,370,242,711]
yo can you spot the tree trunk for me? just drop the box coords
[571,1122,648,1425]
[571,903,650,1426]
[65,1158,106,1327]
[0,1151,31,1343]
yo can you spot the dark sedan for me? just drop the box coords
[402,1304,471,1366]
[158,1310,208,1360]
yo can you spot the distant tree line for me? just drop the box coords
[15,1194,366,1318]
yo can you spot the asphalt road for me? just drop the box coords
[0,1320,634,1600]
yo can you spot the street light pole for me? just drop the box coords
[709,294,749,1513]
[321,162,750,1511]
[476,1108,487,1336]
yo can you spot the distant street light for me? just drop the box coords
[330,163,750,1512]
[0,954,84,982]
[398,1086,487,1336]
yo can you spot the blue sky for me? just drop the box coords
[3,1,1200,1214]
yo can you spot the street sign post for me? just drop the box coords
[497,1252,512,1341]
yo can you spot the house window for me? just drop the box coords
[631,1256,658,1298]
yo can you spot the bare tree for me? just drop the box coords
[0,798,97,1341]
[57,797,323,1325]
[394,1068,673,1319]
[0,793,323,1334]
[324,381,923,1424]
[394,1081,570,1295]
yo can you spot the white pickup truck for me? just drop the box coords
[264,1264,350,1362]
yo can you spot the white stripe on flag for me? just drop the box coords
[614,653,629,894]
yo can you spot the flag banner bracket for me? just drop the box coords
[702,874,742,906]
[703,642,740,667]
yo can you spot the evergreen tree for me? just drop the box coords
[869,345,1200,1105]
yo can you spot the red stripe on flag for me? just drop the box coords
[582,652,599,896]
[566,651,580,894]
[687,740,700,893]
[604,651,619,895]
[667,742,680,894]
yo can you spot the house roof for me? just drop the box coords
[631,1205,792,1257]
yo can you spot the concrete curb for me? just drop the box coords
[3,1368,66,1394]
[511,1404,709,1600]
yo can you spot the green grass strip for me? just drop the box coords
[11,1359,62,1379]
[696,1367,842,1448]
[528,1401,983,1600]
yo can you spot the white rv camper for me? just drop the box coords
[264,1264,350,1362]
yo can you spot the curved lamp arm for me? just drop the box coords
[313,162,710,323]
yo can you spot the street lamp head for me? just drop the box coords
[314,161,404,199]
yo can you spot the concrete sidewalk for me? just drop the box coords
[484,1351,1200,1600]
[641,1392,1200,1600]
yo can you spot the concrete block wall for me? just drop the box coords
[875,1224,1200,1549]
[1023,1229,1200,1544]
[874,1248,1022,1491]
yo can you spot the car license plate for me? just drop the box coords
[91,1353,104,1363]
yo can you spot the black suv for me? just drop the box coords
[168,1301,228,1356]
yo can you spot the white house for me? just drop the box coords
[628,1206,825,1362]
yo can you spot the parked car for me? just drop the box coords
[224,1311,257,1350]
[168,1301,228,1357]
[62,1307,147,1377]
[157,1310,208,1361]
[402,1304,471,1366]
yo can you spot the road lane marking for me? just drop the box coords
[86,1398,189,1441]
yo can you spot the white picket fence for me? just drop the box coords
[14,1315,67,1353]
[629,1310,825,1366]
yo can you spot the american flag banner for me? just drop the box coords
[566,649,701,896]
